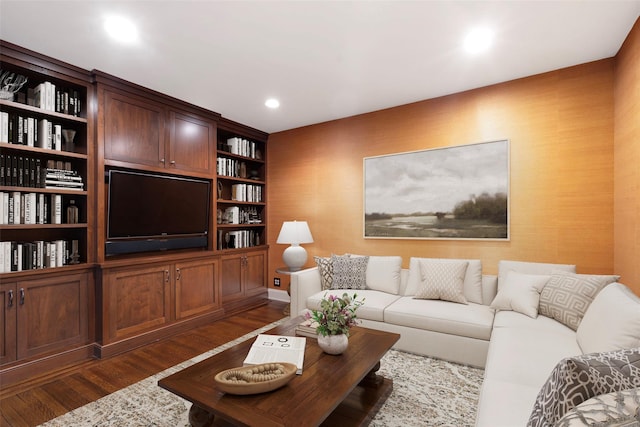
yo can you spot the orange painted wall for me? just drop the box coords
[267,59,616,285]
[614,18,640,294]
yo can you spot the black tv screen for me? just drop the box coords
[106,170,211,256]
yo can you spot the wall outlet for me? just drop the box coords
[274,277,281,287]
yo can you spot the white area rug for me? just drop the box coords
[40,319,483,426]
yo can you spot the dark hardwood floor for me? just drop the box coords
[0,300,289,427]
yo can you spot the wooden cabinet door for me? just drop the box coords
[103,88,166,168]
[0,282,17,365]
[244,250,266,296]
[175,258,219,320]
[16,273,89,360]
[104,264,171,342]
[220,254,243,302]
[169,111,215,174]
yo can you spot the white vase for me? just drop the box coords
[317,334,349,355]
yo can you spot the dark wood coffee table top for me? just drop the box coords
[158,316,400,427]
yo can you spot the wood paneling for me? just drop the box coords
[268,59,617,280]
[614,18,640,294]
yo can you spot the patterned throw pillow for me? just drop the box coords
[331,255,369,290]
[314,256,334,290]
[414,259,469,304]
[539,272,618,331]
[527,347,640,427]
[556,387,640,427]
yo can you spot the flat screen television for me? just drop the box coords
[106,170,211,256]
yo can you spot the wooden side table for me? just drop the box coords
[276,267,296,315]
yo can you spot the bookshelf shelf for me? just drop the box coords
[0,99,88,124]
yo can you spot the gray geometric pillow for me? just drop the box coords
[314,256,334,290]
[527,347,640,427]
[539,272,618,330]
[331,255,369,290]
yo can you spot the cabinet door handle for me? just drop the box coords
[169,160,176,165]
[19,288,25,305]
[176,268,181,281]
[7,289,13,307]
[160,158,166,164]
[165,270,170,283]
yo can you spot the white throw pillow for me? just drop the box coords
[366,256,402,295]
[405,257,483,303]
[414,259,468,304]
[498,260,575,290]
[577,282,640,354]
[490,271,550,318]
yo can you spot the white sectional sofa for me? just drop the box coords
[289,256,640,426]
[290,256,497,367]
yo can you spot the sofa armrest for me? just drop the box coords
[482,274,498,305]
[290,267,322,317]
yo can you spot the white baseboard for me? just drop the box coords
[268,288,290,302]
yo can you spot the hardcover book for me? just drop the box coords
[243,334,306,375]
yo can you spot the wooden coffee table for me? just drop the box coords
[158,316,400,427]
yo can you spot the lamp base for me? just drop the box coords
[282,244,307,271]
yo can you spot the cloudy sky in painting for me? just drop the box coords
[365,140,509,215]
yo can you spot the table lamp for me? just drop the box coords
[276,221,314,271]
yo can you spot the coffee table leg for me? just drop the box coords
[188,404,215,427]
[360,361,383,387]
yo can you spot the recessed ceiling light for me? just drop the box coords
[464,27,493,54]
[104,15,138,44]
[265,98,280,109]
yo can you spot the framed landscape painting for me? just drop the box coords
[364,139,509,240]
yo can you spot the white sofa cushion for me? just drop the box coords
[485,325,581,388]
[577,282,640,354]
[493,310,578,335]
[383,296,494,340]
[539,272,618,331]
[490,271,550,318]
[498,260,575,289]
[476,378,542,427]
[405,257,484,304]
[366,256,402,295]
[414,259,468,304]
[306,289,400,322]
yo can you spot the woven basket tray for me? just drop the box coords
[214,362,297,395]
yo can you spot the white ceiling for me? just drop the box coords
[1,1,639,134]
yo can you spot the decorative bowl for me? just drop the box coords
[214,362,297,395]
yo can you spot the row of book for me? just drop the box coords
[217,230,261,250]
[220,206,262,225]
[0,239,80,272]
[0,154,84,190]
[0,192,78,225]
[0,112,71,150]
[217,156,250,178]
[30,81,82,117]
[226,137,261,159]
[231,183,262,202]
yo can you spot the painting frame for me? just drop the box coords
[363,139,510,240]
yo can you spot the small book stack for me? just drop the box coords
[295,319,319,339]
[44,161,83,191]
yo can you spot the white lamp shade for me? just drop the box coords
[277,221,313,271]
[276,221,313,244]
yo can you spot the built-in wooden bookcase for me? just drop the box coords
[215,118,268,253]
[0,41,95,384]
